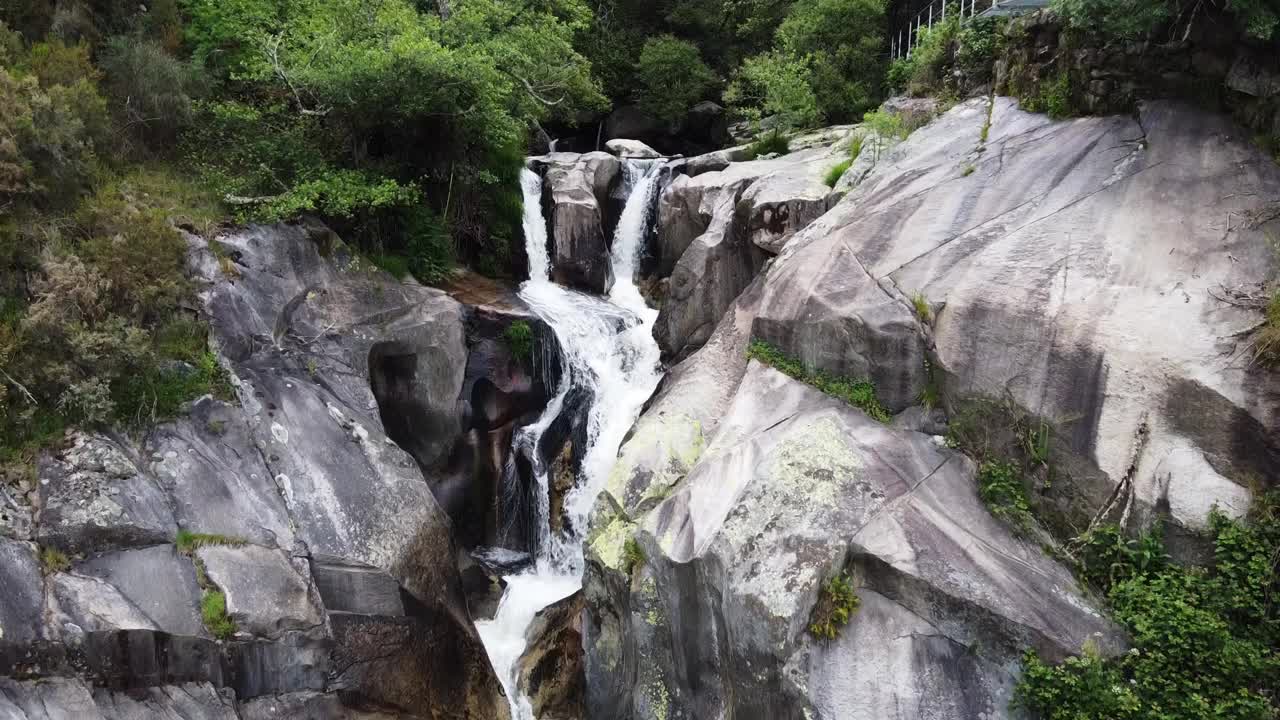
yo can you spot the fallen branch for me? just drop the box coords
[0,367,37,405]
[224,194,282,206]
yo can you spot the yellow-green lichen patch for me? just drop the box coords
[588,516,637,572]
[720,415,865,620]
[646,680,671,719]
[606,414,706,511]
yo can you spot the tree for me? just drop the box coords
[725,51,821,129]
[636,35,715,125]
[777,0,887,122]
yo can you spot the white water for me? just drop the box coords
[477,160,665,719]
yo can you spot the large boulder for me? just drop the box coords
[605,139,663,159]
[583,363,1123,720]
[651,135,851,360]
[539,152,622,293]
[515,592,586,720]
[779,97,1280,536]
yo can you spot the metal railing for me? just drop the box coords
[891,0,997,59]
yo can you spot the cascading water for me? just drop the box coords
[477,160,666,719]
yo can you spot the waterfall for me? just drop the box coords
[477,159,665,720]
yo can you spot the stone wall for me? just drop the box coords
[996,9,1280,139]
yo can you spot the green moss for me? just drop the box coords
[200,589,236,640]
[38,546,71,574]
[503,320,534,362]
[808,572,860,640]
[747,340,890,422]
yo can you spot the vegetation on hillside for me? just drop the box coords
[1016,495,1280,719]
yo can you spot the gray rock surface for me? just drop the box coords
[196,545,323,638]
[0,540,44,648]
[585,364,1122,720]
[148,398,295,550]
[652,133,851,359]
[49,573,158,633]
[92,683,240,720]
[539,152,621,293]
[605,139,662,159]
[76,545,205,638]
[780,98,1280,532]
[36,433,176,554]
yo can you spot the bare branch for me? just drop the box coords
[0,367,37,406]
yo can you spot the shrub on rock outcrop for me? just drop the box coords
[1017,494,1280,719]
[808,572,860,640]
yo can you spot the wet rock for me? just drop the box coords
[606,139,662,159]
[0,677,101,718]
[309,560,406,617]
[516,592,585,720]
[684,101,730,149]
[36,433,176,554]
[196,545,323,639]
[540,152,622,293]
[238,691,406,719]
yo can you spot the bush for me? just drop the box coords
[99,36,205,148]
[1016,495,1280,719]
[1052,0,1170,39]
[747,339,891,422]
[977,460,1034,534]
[636,35,715,125]
[809,572,860,639]
[725,51,822,130]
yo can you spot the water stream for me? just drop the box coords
[477,160,665,719]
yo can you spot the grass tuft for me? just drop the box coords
[200,589,237,640]
[39,546,71,574]
[504,320,534,362]
[911,292,931,322]
[176,530,246,555]
[824,159,853,187]
[745,130,790,160]
[808,572,860,640]
[623,536,646,575]
[747,340,890,422]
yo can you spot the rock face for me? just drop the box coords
[539,152,622,293]
[583,98,1280,719]
[585,364,1123,720]
[606,139,663,159]
[516,592,586,720]
[0,221,512,719]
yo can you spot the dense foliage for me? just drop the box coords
[1016,498,1280,719]
[1054,0,1279,41]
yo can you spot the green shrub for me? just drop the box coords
[809,572,860,639]
[636,35,715,125]
[200,589,236,640]
[725,51,822,131]
[777,0,887,122]
[1052,0,1170,39]
[823,159,852,187]
[504,320,534,362]
[1074,524,1168,595]
[956,16,1004,80]
[1016,494,1280,719]
[747,339,891,422]
[99,36,205,148]
[977,461,1034,534]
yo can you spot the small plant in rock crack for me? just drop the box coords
[808,572,860,640]
[504,321,534,362]
[911,292,932,322]
[977,461,1034,535]
[201,589,237,640]
[39,546,71,574]
[623,536,646,575]
[176,530,246,555]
